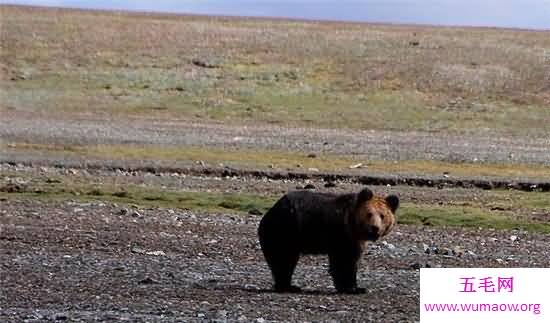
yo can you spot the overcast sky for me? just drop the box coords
[1,0,549,30]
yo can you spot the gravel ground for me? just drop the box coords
[2,111,550,164]
[2,198,549,322]
[2,113,550,322]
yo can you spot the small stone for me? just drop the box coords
[46,177,61,184]
[304,183,316,190]
[138,277,156,285]
[510,235,519,242]
[422,244,430,254]
[248,208,263,216]
[308,167,319,172]
[197,313,206,318]
[410,262,421,270]
[256,318,266,323]
[0,182,25,193]
[113,191,129,198]
[442,248,454,256]
[382,241,396,250]
[54,313,68,321]
[131,210,142,218]
[216,310,228,319]
[118,208,129,215]
[452,246,463,256]
[349,163,363,169]
[131,247,147,254]
[244,284,258,290]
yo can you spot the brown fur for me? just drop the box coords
[352,196,397,240]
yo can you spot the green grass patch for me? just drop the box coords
[400,204,550,233]
[1,174,549,233]
[0,183,275,214]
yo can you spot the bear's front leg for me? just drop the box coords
[328,248,365,294]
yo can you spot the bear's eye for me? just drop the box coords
[379,213,385,220]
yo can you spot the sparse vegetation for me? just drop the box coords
[2,171,549,233]
[5,142,550,179]
[400,204,550,233]
[1,5,549,135]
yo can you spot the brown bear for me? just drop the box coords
[258,187,398,294]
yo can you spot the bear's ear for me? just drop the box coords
[357,188,374,204]
[385,195,399,213]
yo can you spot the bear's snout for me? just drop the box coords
[363,225,382,241]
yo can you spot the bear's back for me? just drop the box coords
[260,190,355,254]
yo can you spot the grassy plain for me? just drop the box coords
[1,5,549,135]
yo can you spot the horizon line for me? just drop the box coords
[1,3,549,32]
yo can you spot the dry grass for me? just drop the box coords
[1,5,549,135]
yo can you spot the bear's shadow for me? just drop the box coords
[236,286,345,296]
[195,281,369,296]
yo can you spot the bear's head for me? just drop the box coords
[351,187,399,242]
